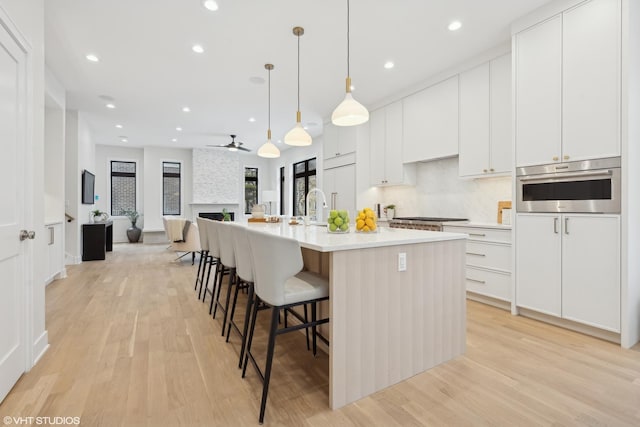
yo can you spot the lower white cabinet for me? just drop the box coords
[45,222,64,284]
[443,224,512,304]
[516,213,620,332]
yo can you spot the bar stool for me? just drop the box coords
[242,228,329,424]
[211,221,236,332]
[204,219,224,310]
[194,217,211,298]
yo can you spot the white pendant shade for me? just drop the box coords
[332,92,369,126]
[257,139,280,158]
[284,122,312,146]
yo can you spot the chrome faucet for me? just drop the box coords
[305,188,328,222]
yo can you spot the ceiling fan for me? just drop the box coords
[207,134,251,152]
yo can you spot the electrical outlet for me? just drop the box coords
[398,252,407,272]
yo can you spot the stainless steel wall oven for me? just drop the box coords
[516,157,620,214]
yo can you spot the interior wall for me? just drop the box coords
[381,157,512,222]
[95,145,145,243]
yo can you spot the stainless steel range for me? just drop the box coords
[388,217,468,231]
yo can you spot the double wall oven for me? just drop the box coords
[516,157,621,214]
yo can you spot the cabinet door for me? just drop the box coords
[337,126,357,157]
[383,101,405,184]
[561,215,620,332]
[325,165,356,217]
[562,0,620,162]
[323,122,339,160]
[369,108,386,186]
[490,53,512,174]
[516,214,561,316]
[403,76,458,163]
[459,63,490,177]
[515,16,562,167]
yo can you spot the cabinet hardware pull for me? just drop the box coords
[483,169,487,173]
[490,168,495,172]
[564,217,569,234]
[554,217,559,234]
[466,252,486,257]
[469,233,486,237]
[49,226,54,245]
[467,278,486,284]
[553,156,559,161]
[564,155,570,160]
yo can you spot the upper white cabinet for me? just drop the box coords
[515,15,562,167]
[459,54,512,177]
[515,0,621,167]
[516,213,620,332]
[403,76,458,163]
[323,122,357,161]
[562,0,620,161]
[370,101,415,186]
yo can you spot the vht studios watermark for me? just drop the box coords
[3,416,81,425]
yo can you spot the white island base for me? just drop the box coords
[302,237,466,409]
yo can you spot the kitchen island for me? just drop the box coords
[247,222,467,409]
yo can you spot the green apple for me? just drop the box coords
[334,216,343,226]
[329,223,338,232]
[338,210,348,219]
[329,210,338,218]
[339,223,349,231]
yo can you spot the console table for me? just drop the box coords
[82,221,113,261]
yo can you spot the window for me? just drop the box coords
[110,161,136,216]
[245,167,258,214]
[292,158,316,216]
[163,162,181,215]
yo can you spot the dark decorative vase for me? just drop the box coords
[127,222,142,243]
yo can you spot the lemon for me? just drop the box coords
[365,218,375,228]
[365,210,375,219]
[362,225,370,232]
[356,219,365,230]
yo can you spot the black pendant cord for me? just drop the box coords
[347,0,350,78]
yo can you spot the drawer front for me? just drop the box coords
[465,241,511,272]
[465,267,511,301]
[443,226,511,243]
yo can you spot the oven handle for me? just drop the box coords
[519,169,613,182]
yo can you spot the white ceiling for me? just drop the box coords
[44,0,550,152]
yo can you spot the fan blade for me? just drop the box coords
[237,146,251,152]
[205,144,229,148]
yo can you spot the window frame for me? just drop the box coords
[162,161,182,216]
[109,160,137,217]
[292,157,317,216]
[244,166,259,214]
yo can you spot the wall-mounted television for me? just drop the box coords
[82,170,95,204]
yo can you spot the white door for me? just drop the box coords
[515,214,562,316]
[0,18,28,403]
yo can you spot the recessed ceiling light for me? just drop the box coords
[202,0,219,11]
[448,20,462,31]
[248,117,256,123]
[384,61,395,69]
[86,54,99,62]
[120,137,128,142]
[192,44,204,53]
[106,103,116,109]
[115,124,123,129]
[182,106,191,112]
[277,140,282,144]
[176,126,183,131]
[171,138,178,142]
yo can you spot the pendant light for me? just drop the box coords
[257,63,280,158]
[331,0,369,126]
[284,27,312,146]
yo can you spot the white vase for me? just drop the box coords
[386,208,395,220]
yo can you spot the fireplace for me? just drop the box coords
[199,212,235,221]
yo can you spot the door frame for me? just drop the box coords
[0,4,36,373]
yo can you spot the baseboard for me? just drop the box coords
[32,331,49,368]
[65,253,81,265]
[466,292,511,311]
[143,230,169,245]
[517,307,621,344]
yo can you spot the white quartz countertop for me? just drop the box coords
[246,222,467,252]
[442,221,512,230]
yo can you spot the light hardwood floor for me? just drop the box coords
[1,243,639,426]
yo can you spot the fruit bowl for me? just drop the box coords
[355,207,378,233]
[327,209,350,233]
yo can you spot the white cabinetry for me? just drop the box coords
[45,222,64,285]
[516,213,620,332]
[403,76,458,163]
[515,0,620,167]
[323,121,357,166]
[443,224,512,306]
[369,101,415,186]
[459,54,512,177]
[323,164,356,219]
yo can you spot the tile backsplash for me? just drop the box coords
[381,157,512,223]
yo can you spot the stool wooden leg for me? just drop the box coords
[259,307,280,424]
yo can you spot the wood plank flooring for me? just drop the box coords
[1,243,639,426]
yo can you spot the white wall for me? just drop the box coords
[64,111,95,262]
[381,157,512,223]
[0,0,47,366]
[95,145,144,243]
[143,147,192,232]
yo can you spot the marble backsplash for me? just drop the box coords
[381,157,512,223]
